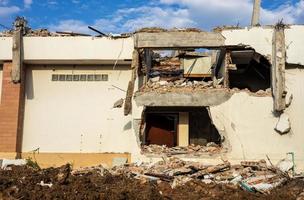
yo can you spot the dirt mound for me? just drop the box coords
[0,165,303,200]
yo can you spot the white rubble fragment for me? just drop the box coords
[38,181,53,188]
[252,183,275,191]
[230,175,243,184]
[113,98,124,108]
[275,113,291,134]
[277,159,294,172]
[159,81,168,86]
[0,159,26,169]
[150,76,160,83]
[180,82,186,87]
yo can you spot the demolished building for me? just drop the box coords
[0,17,304,170]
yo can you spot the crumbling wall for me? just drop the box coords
[131,25,304,168]
[222,27,273,57]
[209,68,304,170]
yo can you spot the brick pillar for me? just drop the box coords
[0,62,25,157]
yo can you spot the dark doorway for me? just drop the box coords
[143,107,221,148]
[145,113,178,147]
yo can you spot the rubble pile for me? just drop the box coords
[150,57,182,78]
[0,158,303,199]
[140,78,222,93]
[109,157,296,193]
[142,143,224,156]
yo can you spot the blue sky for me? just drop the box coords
[0,0,303,34]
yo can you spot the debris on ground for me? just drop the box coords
[0,159,26,170]
[0,157,303,200]
[141,144,225,156]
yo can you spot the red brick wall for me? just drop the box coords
[0,62,25,153]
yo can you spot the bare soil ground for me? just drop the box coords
[0,164,303,200]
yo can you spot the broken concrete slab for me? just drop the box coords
[134,89,233,107]
[275,113,291,134]
[0,159,26,169]
[134,31,225,49]
[113,98,124,108]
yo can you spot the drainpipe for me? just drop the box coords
[251,0,261,26]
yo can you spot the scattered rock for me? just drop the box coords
[113,98,124,108]
[159,81,168,86]
[275,113,291,134]
[150,76,160,82]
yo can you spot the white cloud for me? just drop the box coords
[48,19,89,33]
[48,0,304,34]
[0,6,20,17]
[159,0,304,27]
[24,0,32,8]
[48,5,195,34]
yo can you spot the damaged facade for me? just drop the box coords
[0,18,304,170]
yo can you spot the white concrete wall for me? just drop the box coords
[0,65,2,103]
[0,37,12,61]
[222,27,274,57]
[209,68,304,170]
[285,25,304,65]
[0,36,134,63]
[22,65,140,154]
[222,25,304,65]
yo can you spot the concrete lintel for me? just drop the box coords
[134,90,233,107]
[134,31,225,49]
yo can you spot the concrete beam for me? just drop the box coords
[11,29,23,83]
[251,0,261,26]
[134,90,233,107]
[134,31,225,49]
[124,50,139,116]
[272,26,286,112]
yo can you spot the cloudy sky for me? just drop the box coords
[0,0,303,34]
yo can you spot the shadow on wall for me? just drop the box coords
[25,68,34,100]
[123,121,132,131]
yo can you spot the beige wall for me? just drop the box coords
[285,25,304,65]
[22,65,140,155]
[222,26,274,57]
[0,36,134,63]
[0,37,12,61]
[0,65,2,103]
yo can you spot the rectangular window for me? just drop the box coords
[52,74,59,81]
[95,74,102,81]
[52,73,108,82]
[66,75,73,81]
[102,74,108,81]
[59,74,65,81]
[80,74,86,81]
[87,74,94,81]
[73,75,80,81]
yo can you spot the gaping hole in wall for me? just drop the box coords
[189,108,221,146]
[228,50,271,92]
[141,107,222,155]
[139,49,218,93]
